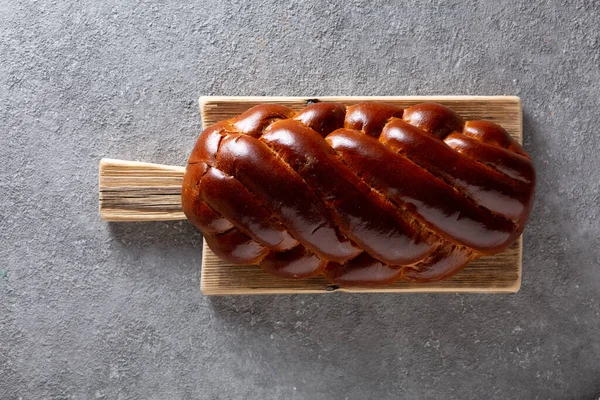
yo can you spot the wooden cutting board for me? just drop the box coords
[99,96,523,295]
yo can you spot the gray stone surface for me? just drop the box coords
[1,0,599,398]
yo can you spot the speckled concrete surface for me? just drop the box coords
[1,1,599,399]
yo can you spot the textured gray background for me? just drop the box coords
[1,0,599,399]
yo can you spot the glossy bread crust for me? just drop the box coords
[182,102,535,286]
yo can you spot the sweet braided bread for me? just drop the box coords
[182,102,535,286]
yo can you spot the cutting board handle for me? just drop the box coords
[98,158,187,221]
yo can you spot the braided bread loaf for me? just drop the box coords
[182,102,535,286]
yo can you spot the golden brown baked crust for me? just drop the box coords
[182,102,535,286]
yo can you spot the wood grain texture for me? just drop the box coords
[201,239,521,294]
[99,158,186,221]
[199,96,523,295]
[200,96,522,141]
